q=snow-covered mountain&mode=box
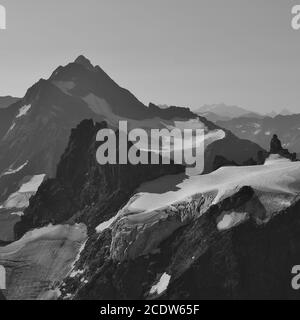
[1,123,299,300]
[0,56,265,243]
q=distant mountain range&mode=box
[194,103,263,122]
[0,96,20,109]
[217,114,300,155]
[194,103,294,122]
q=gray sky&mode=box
[0,0,299,113]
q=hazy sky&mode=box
[0,0,300,113]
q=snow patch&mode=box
[150,273,171,295]
[96,215,119,233]
[69,269,84,278]
[2,122,16,141]
[2,174,46,209]
[83,94,115,123]
[254,129,261,135]
[70,239,87,270]
[10,212,24,217]
[16,105,31,118]
[52,81,76,95]
[7,122,15,133]
[217,212,248,231]
[2,161,28,176]
[18,174,45,193]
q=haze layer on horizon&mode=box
[0,0,299,113]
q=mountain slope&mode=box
[0,96,20,109]
[64,155,300,300]
[0,57,194,209]
[0,224,87,300]
[0,56,265,243]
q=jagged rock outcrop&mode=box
[212,134,297,172]
[15,119,185,238]
[270,134,297,161]
[270,134,283,154]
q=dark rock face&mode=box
[0,101,20,141]
[213,155,237,171]
[0,290,6,300]
[165,195,300,300]
[15,119,185,238]
[209,135,267,172]
[213,154,260,171]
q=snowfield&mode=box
[0,223,87,256]
[2,161,28,176]
[97,155,300,237]
[105,155,300,261]
[0,223,87,300]
[125,155,300,215]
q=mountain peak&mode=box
[74,55,96,71]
